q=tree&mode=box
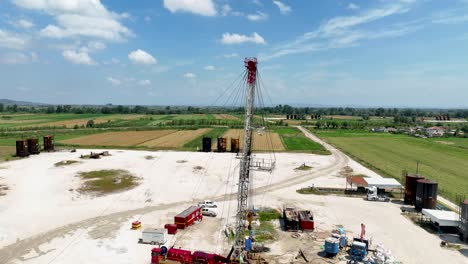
[86,120,95,128]
[0,103,3,112]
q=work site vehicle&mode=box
[366,186,390,202]
[198,200,218,208]
[202,207,217,217]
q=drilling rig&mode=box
[228,57,258,262]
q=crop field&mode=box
[182,128,229,150]
[138,128,212,148]
[275,127,330,154]
[60,130,177,147]
[0,113,146,128]
[314,129,468,202]
[220,129,285,151]
[214,114,240,120]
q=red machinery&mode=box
[151,248,227,264]
[164,223,178,235]
[298,210,314,231]
[174,206,202,229]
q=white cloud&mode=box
[13,0,133,42]
[163,0,217,16]
[62,50,96,65]
[79,41,106,53]
[184,72,196,78]
[0,30,28,49]
[11,19,35,29]
[221,53,239,58]
[204,65,216,70]
[0,52,38,64]
[221,4,243,16]
[107,77,121,86]
[348,3,360,10]
[128,49,157,65]
[262,1,415,60]
[220,32,266,45]
[273,1,292,15]
[139,80,151,86]
[247,11,268,21]
[145,16,152,22]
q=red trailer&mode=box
[164,224,178,235]
[151,248,164,264]
[298,210,314,231]
[174,206,202,229]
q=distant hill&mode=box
[0,98,48,106]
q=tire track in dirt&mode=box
[0,127,345,264]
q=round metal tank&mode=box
[404,174,425,205]
[415,179,438,211]
[324,237,340,256]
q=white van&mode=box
[201,207,217,217]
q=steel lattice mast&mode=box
[233,58,258,259]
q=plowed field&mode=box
[214,114,240,120]
[60,130,177,146]
[139,128,212,148]
[218,129,285,151]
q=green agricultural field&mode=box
[314,129,468,202]
[275,127,330,155]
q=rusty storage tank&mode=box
[217,138,227,152]
[461,200,468,242]
[202,137,211,152]
[43,135,54,152]
[16,140,29,157]
[404,174,425,205]
[230,138,240,153]
[415,179,438,211]
[27,138,40,155]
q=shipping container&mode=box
[404,174,425,205]
[174,206,202,229]
[16,140,29,157]
[415,179,438,211]
[27,138,40,155]
[298,210,314,231]
[141,228,168,245]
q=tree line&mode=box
[1,103,467,118]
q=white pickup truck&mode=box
[198,200,218,208]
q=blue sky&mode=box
[1,0,468,108]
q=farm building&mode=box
[425,126,446,137]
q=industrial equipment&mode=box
[174,206,202,229]
[43,135,54,151]
[298,210,314,231]
[217,137,227,152]
[415,179,438,211]
[16,140,29,157]
[202,137,212,152]
[283,207,300,231]
[27,138,40,154]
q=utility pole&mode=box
[232,58,257,260]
